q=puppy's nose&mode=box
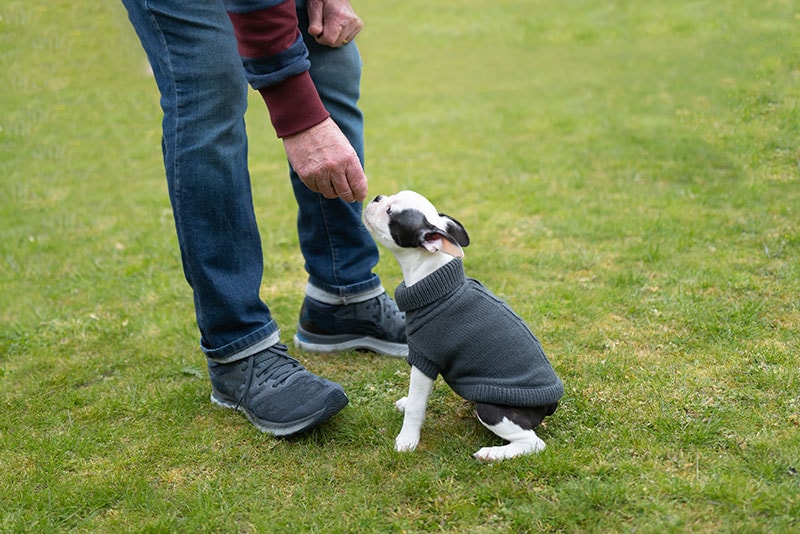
[371,195,384,203]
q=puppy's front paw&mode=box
[395,432,419,452]
[395,397,408,413]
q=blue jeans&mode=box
[293,3,381,300]
[122,0,380,363]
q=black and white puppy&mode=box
[363,190,563,461]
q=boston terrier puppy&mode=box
[363,190,563,461]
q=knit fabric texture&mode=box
[394,259,564,407]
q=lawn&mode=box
[1,0,799,532]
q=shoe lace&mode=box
[368,293,402,322]
[377,294,405,331]
[253,343,302,387]
[232,343,302,410]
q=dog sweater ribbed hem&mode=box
[394,259,564,407]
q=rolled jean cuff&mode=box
[305,278,384,305]
[202,324,280,364]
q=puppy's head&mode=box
[363,190,470,258]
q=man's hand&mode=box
[307,0,363,48]
[283,118,368,203]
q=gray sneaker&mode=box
[208,343,348,436]
[293,292,408,357]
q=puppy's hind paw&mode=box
[395,397,408,413]
[473,439,545,461]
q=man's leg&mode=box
[290,3,407,357]
[122,0,347,434]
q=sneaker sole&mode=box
[293,330,408,358]
[210,389,349,437]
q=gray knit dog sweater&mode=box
[394,259,564,407]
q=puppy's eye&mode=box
[386,206,392,215]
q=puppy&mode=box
[363,191,563,461]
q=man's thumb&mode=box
[307,0,324,36]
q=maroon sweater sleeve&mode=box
[228,0,329,137]
[259,72,329,137]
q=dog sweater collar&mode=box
[395,259,465,312]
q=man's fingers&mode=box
[348,164,368,203]
[314,25,344,47]
[330,160,367,203]
[316,176,338,199]
[309,1,363,48]
[331,175,354,202]
[343,16,363,44]
[336,19,362,47]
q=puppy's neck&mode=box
[395,250,456,287]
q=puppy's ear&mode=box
[439,213,470,247]
[420,230,465,259]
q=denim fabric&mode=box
[291,5,381,299]
[122,0,380,362]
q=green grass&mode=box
[2,0,799,531]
